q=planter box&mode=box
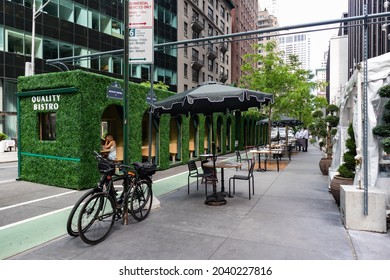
[340,185,387,233]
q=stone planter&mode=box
[330,175,354,206]
[319,157,332,175]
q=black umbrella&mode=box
[256,115,303,127]
[257,115,302,148]
[150,83,273,205]
[151,83,273,117]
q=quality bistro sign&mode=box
[32,94,61,111]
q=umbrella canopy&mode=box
[256,115,302,127]
[150,83,273,116]
[149,83,273,206]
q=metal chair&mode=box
[228,161,255,199]
[187,160,215,195]
[235,150,252,170]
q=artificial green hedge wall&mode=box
[17,70,172,190]
[17,70,265,190]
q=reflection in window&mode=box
[6,30,24,54]
[39,112,56,141]
[43,39,58,59]
[59,0,74,22]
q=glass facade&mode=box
[0,0,178,138]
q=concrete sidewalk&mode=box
[3,146,390,260]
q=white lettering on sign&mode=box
[128,0,154,28]
[31,95,60,111]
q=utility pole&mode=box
[26,0,51,76]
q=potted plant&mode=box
[308,104,339,175]
[330,123,356,206]
[372,85,390,158]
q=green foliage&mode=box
[373,85,390,155]
[337,123,356,179]
[239,41,326,128]
[382,138,390,154]
[383,112,390,124]
[372,125,390,137]
[310,104,339,158]
[0,132,8,140]
[378,85,390,98]
[140,81,170,91]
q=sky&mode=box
[262,0,349,70]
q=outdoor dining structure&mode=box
[150,82,273,205]
[256,115,303,161]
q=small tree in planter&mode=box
[330,123,356,206]
[308,104,339,175]
[372,85,390,158]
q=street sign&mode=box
[129,28,154,64]
[107,81,123,100]
[128,0,154,28]
[146,89,157,105]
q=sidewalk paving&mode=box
[2,146,390,260]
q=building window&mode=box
[184,1,188,16]
[39,112,56,141]
[184,63,188,78]
[208,59,213,71]
[184,44,188,57]
[184,22,188,37]
[192,69,199,82]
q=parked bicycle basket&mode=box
[133,162,157,177]
[98,161,115,175]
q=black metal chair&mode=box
[228,161,255,199]
[235,150,252,170]
[187,160,215,195]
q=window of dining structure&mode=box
[39,112,56,141]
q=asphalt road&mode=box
[0,162,18,183]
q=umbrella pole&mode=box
[205,114,226,206]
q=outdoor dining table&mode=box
[249,149,283,172]
[203,160,242,196]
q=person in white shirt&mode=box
[302,127,309,152]
[295,129,302,151]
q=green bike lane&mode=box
[0,170,192,260]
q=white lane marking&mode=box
[0,190,77,211]
[0,206,74,231]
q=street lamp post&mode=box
[27,0,51,76]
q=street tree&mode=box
[240,41,327,127]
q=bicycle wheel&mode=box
[78,192,116,245]
[129,178,153,222]
[66,188,98,237]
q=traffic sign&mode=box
[146,89,157,105]
[128,0,154,28]
[129,28,154,64]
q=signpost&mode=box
[128,0,154,64]
[128,0,155,163]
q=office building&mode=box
[348,0,389,78]
[230,0,258,85]
[1,0,177,139]
[278,33,311,71]
[176,0,235,92]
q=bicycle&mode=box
[66,152,120,237]
[75,152,155,245]
[66,152,155,241]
